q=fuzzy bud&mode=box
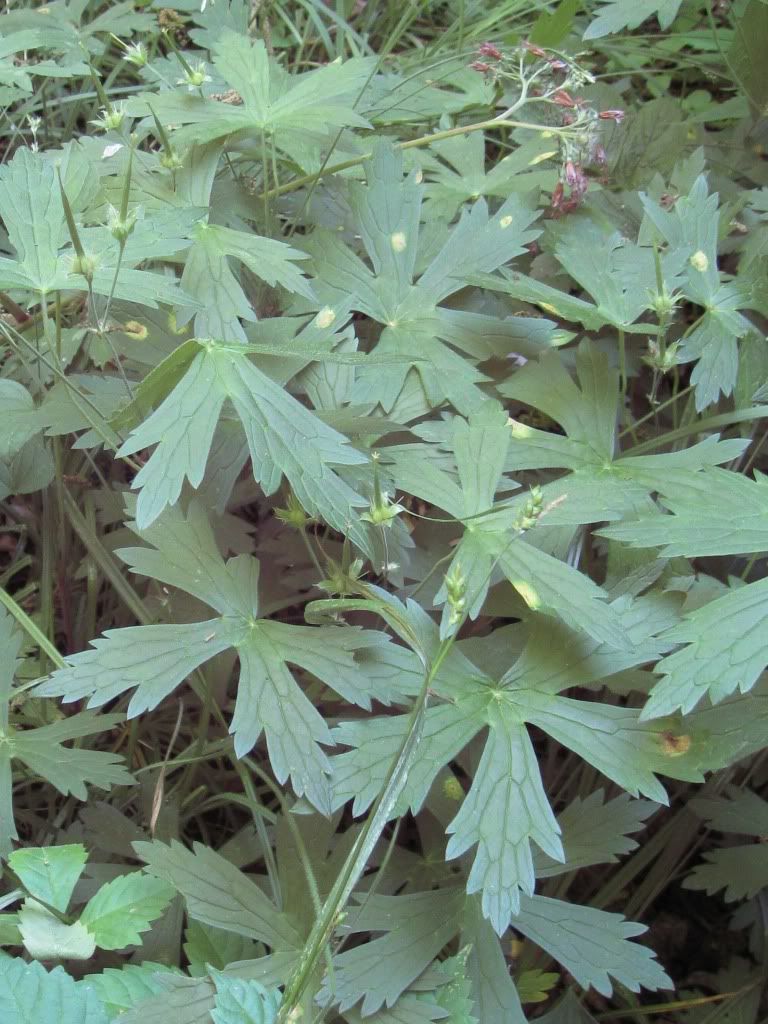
[478,41,503,60]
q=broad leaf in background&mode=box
[583,0,683,38]
[136,839,302,949]
[500,340,747,517]
[0,147,197,309]
[318,886,669,1017]
[684,786,768,901]
[640,176,758,410]
[0,379,53,499]
[0,608,132,857]
[601,469,768,716]
[37,503,392,810]
[130,30,374,171]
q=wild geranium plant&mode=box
[0,0,766,1022]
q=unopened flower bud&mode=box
[478,41,503,60]
[445,564,468,628]
[275,491,314,529]
[108,204,138,243]
[552,89,577,108]
[71,252,98,284]
[598,109,625,123]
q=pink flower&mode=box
[470,61,493,73]
[599,109,625,123]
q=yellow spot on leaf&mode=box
[443,776,464,801]
[315,306,336,329]
[391,231,407,252]
[660,731,691,756]
[509,419,533,438]
[122,320,147,340]
[528,150,558,165]
[499,215,513,229]
[514,582,541,610]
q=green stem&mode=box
[623,406,768,455]
[275,633,455,1022]
[0,587,65,669]
[259,114,565,202]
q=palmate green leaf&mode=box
[684,787,768,900]
[516,969,560,1005]
[422,131,557,220]
[332,608,691,933]
[135,839,302,951]
[211,973,281,1024]
[167,142,315,342]
[180,223,314,341]
[583,0,683,38]
[322,886,668,1017]
[446,710,564,934]
[0,957,109,1024]
[642,577,768,718]
[116,339,370,550]
[684,846,768,902]
[398,394,631,645]
[473,225,683,336]
[503,341,747,476]
[38,503,389,809]
[514,895,671,995]
[599,469,768,556]
[600,470,768,717]
[311,141,541,417]
[534,790,658,877]
[317,888,465,1015]
[129,31,373,171]
[640,176,757,409]
[79,872,175,950]
[8,844,87,912]
[0,147,198,308]
[551,219,686,329]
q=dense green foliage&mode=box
[0,0,766,1021]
